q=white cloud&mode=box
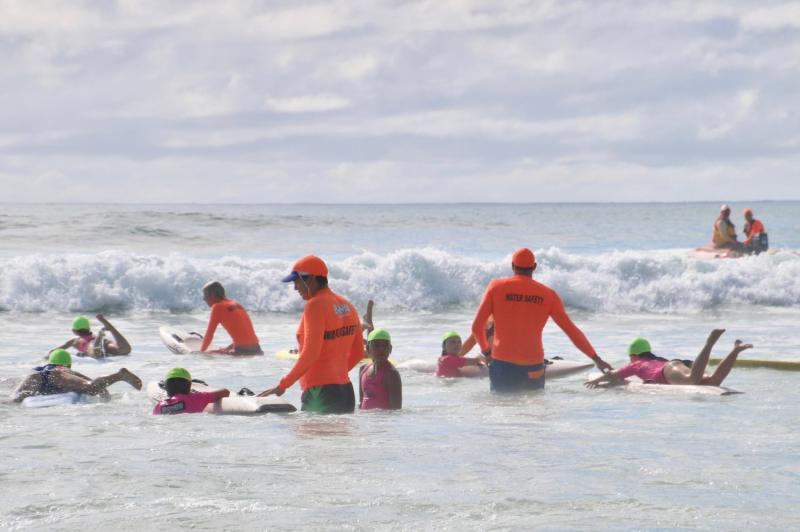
[264,95,351,113]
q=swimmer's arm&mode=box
[584,370,626,388]
[385,367,402,410]
[458,334,478,356]
[49,339,76,354]
[471,283,495,354]
[278,304,325,390]
[200,304,222,352]
[462,354,488,366]
[208,389,230,400]
[358,365,366,407]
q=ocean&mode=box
[1,202,799,530]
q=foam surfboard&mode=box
[395,358,594,379]
[708,358,800,371]
[689,246,743,260]
[586,374,742,396]
[160,326,204,354]
[20,392,100,408]
[147,381,296,415]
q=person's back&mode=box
[200,281,261,354]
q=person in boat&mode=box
[711,205,743,252]
[11,349,142,402]
[742,208,768,255]
[49,314,132,358]
[584,329,752,388]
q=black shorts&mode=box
[489,359,545,393]
[300,383,355,414]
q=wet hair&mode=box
[74,329,92,337]
[165,378,191,397]
[203,280,226,299]
[631,352,669,362]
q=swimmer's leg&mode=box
[96,314,132,356]
[53,369,142,395]
[689,329,725,384]
[703,340,752,386]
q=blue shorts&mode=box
[489,359,545,393]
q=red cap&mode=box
[512,247,536,268]
[282,255,328,282]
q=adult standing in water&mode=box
[258,255,364,413]
[471,247,612,393]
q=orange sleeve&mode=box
[200,304,221,352]
[471,282,495,353]
[279,302,325,390]
[346,308,365,371]
[548,292,597,360]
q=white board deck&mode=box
[587,374,742,396]
[396,358,593,379]
[159,326,204,354]
[21,392,100,408]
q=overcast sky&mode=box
[1,0,798,203]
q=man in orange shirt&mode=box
[258,255,364,413]
[200,281,263,355]
[743,208,768,255]
[472,247,612,393]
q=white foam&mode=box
[1,248,799,314]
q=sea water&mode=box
[1,202,799,530]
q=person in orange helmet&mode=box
[742,208,768,255]
[471,247,612,393]
[258,255,364,413]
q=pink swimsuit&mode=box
[435,355,467,378]
[616,359,669,384]
[360,363,391,410]
[152,392,219,415]
[76,334,95,354]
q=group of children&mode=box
[11,281,753,414]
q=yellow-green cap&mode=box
[72,316,91,331]
[442,331,461,343]
[367,328,391,343]
[49,349,72,367]
[628,337,652,356]
[164,367,192,381]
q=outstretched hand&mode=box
[593,357,613,373]
[257,385,285,397]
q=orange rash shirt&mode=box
[744,219,765,245]
[200,299,260,351]
[471,275,597,365]
[279,287,364,391]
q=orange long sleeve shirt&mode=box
[279,288,364,391]
[471,275,597,366]
[200,299,260,351]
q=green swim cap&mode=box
[367,328,391,343]
[442,331,461,343]
[629,337,652,356]
[48,349,72,367]
[72,316,91,331]
[164,367,192,382]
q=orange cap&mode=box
[511,247,536,268]
[282,255,328,282]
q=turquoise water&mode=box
[1,203,799,530]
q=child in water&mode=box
[436,331,488,378]
[50,314,132,358]
[152,368,230,415]
[585,329,752,388]
[12,349,142,401]
[359,328,402,410]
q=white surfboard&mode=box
[159,326,204,354]
[396,358,594,379]
[21,392,99,408]
[147,381,296,415]
[586,374,742,396]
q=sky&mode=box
[1,0,799,203]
